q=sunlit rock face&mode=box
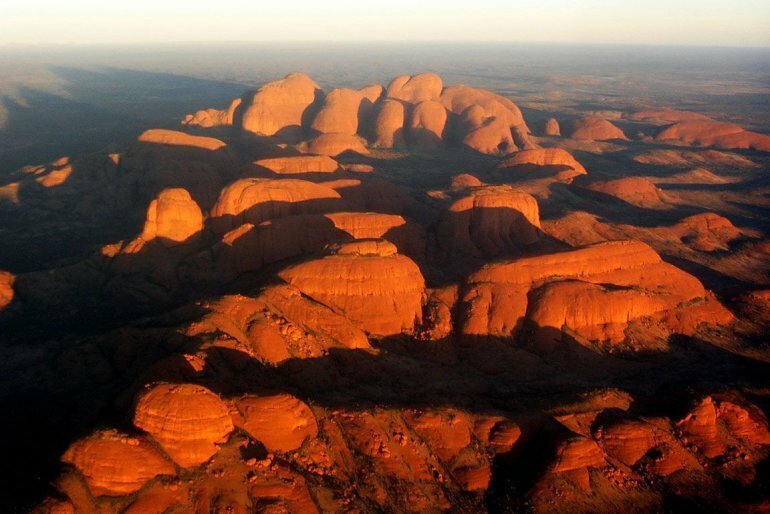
[210,178,343,233]
[61,430,176,496]
[133,383,234,468]
[140,188,204,245]
[460,240,732,346]
[278,239,425,336]
[239,72,323,137]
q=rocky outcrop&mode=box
[235,394,318,452]
[371,99,407,148]
[310,86,381,135]
[440,84,534,153]
[568,117,627,141]
[137,129,227,151]
[133,383,234,467]
[438,185,541,257]
[450,173,484,190]
[182,97,242,128]
[584,177,674,209]
[407,100,448,150]
[210,178,343,233]
[140,188,203,245]
[254,155,340,174]
[239,73,322,137]
[216,211,425,275]
[61,430,175,496]
[543,118,561,136]
[298,133,369,156]
[386,73,443,104]
[498,147,586,179]
[278,239,425,336]
[656,120,770,151]
[460,240,730,345]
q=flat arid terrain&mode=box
[1,44,770,513]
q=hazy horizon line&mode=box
[2,40,770,51]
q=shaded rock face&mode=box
[215,211,426,276]
[133,383,234,468]
[656,120,770,151]
[61,430,175,496]
[140,188,203,246]
[460,240,730,345]
[278,239,425,336]
[439,185,541,257]
[568,117,627,140]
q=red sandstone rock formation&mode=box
[568,117,627,141]
[656,120,770,151]
[460,240,730,345]
[235,394,318,452]
[137,129,227,151]
[215,211,425,275]
[370,99,407,148]
[298,133,369,156]
[407,100,448,150]
[182,97,242,128]
[210,178,343,233]
[61,430,175,496]
[253,155,340,174]
[440,84,534,153]
[450,173,484,190]
[543,118,561,136]
[438,185,541,257]
[584,177,674,209]
[498,147,587,179]
[671,213,741,252]
[240,73,323,137]
[310,86,381,135]
[140,188,203,245]
[386,73,443,104]
[133,383,234,467]
[278,239,425,336]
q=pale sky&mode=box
[1,0,769,47]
